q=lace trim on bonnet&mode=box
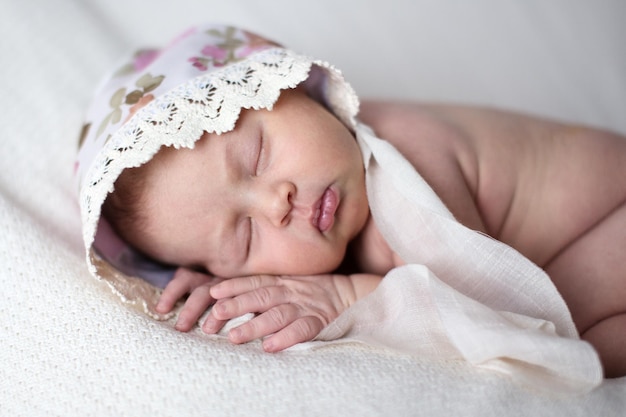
[76,25,359,319]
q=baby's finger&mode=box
[262,316,325,352]
[211,285,289,320]
[201,312,228,335]
[157,268,217,313]
[228,303,301,345]
[175,285,215,332]
[210,275,280,299]
[157,286,185,315]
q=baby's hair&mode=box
[102,145,182,261]
[102,163,150,250]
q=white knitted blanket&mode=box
[1,0,625,415]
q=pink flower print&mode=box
[201,45,228,62]
[189,45,230,70]
[236,31,278,59]
[133,49,159,72]
[188,57,210,71]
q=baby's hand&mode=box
[156,267,226,332]
[202,273,381,352]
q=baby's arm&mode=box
[203,273,382,352]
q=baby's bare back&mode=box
[360,101,626,376]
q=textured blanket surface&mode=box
[1,0,625,415]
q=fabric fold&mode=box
[316,123,603,394]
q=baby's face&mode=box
[133,88,369,278]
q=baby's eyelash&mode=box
[246,217,253,258]
[254,134,265,176]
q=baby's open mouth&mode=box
[312,187,339,232]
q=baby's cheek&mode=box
[257,234,348,276]
[300,243,347,275]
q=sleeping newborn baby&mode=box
[76,24,626,379]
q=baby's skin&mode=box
[147,89,626,377]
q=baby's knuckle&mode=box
[253,286,274,307]
[253,274,276,288]
[193,284,212,296]
[251,275,265,287]
[267,305,290,326]
[292,317,321,339]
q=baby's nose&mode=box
[256,180,295,227]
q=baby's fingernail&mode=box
[213,302,227,318]
[229,328,243,343]
[263,339,275,352]
[209,285,219,297]
[202,316,217,333]
[175,318,189,332]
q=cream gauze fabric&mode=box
[76,23,602,394]
[315,123,602,393]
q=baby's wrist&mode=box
[347,273,383,303]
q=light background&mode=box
[1,1,625,416]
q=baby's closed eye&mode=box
[253,132,268,176]
[246,216,254,258]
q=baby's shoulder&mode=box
[358,101,495,192]
[359,100,626,264]
[359,101,491,231]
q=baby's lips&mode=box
[318,187,339,232]
[313,186,339,232]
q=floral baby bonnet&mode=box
[76,23,359,318]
